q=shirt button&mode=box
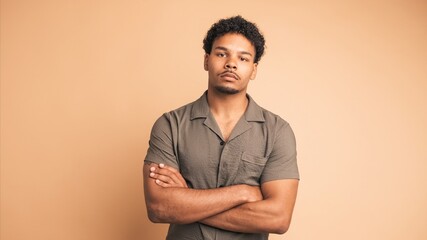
[220,141,225,145]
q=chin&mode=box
[215,86,240,95]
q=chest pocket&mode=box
[233,152,268,186]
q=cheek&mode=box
[241,66,255,77]
[250,69,256,79]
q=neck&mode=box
[207,89,248,118]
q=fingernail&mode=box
[155,179,160,184]
[150,167,155,171]
[150,172,155,177]
[159,163,164,168]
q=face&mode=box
[204,33,258,95]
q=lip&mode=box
[219,72,239,80]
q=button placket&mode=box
[216,142,228,187]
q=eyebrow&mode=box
[214,46,253,57]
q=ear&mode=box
[204,54,209,71]
[250,63,258,80]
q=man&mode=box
[143,16,299,240]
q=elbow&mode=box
[147,211,162,223]
[146,202,188,224]
[148,213,161,223]
[146,202,169,223]
[146,203,162,223]
[273,225,289,235]
[270,217,291,235]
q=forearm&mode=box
[144,164,259,224]
[201,179,299,234]
[200,199,290,234]
[147,184,249,224]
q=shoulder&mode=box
[247,94,290,130]
[255,105,292,136]
[151,98,199,132]
[263,108,289,126]
[162,99,198,124]
[249,101,295,145]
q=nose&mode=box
[225,60,237,71]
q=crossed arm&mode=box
[143,162,299,234]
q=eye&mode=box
[217,52,226,57]
[240,57,249,62]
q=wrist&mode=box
[234,184,252,203]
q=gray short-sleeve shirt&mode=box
[145,92,299,240]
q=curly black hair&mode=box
[203,16,266,63]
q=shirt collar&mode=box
[190,91,265,122]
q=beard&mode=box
[214,86,240,95]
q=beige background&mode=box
[1,0,427,240]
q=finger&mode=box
[155,164,180,177]
[159,164,179,173]
[150,166,173,176]
[154,177,182,188]
[156,169,185,186]
[155,179,169,187]
[149,172,161,179]
[150,170,181,185]
[155,174,174,184]
[167,170,187,187]
[154,164,188,188]
[151,164,177,174]
[156,168,179,179]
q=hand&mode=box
[244,185,263,203]
[149,163,188,188]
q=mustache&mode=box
[219,70,240,80]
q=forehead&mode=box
[212,33,255,54]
